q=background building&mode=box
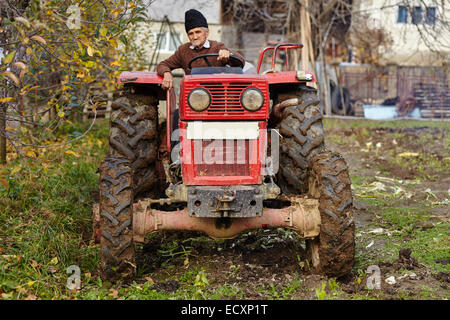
[353,0,450,66]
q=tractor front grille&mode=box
[182,79,268,119]
[195,139,251,177]
[200,82,251,114]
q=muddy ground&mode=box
[132,122,450,300]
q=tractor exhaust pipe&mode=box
[132,198,321,242]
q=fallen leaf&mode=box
[17,287,27,295]
[30,259,38,268]
[1,292,13,299]
[398,152,419,158]
[144,277,154,285]
[10,166,21,175]
[50,257,58,265]
[385,276,396,285]
[48,266,58,274]
[65,150,79,158]
[0,178,8,189]
[368,228,384,234]
[108,288,119,298]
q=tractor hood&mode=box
[180,73,270,121]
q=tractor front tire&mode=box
[276,85,325,194]
[99,156,136,282]
[109,92,159,196]
[306,150,355,277]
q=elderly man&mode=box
[157,9,245,90]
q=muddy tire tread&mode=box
[100,156,136,282]
[308,151,355,277]
[276,87,325,194]
[109,94,159,195]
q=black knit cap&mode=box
[185,9,208,33]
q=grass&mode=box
[323,118,450,130]
[0,117,449,300]
[0,119,108,299]
[353,195,450,273]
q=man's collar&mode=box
[189,39,210,50]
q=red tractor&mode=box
[95,43,355,282]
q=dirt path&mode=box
[134,124,449,300]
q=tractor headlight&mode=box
[241,87,264,112]
[188,88,210,112]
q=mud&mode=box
[133,125,449,299]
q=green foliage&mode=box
[0,0,149,160]
[0,119,108,299]
[194,269,209,288]
[315,282,328,300]
[157,241,192,268]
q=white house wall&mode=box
[147,0,221,24]
[356,0,450,66]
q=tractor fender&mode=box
[118,71,166,100]
[118,71,163,84]
[264,70,316,85]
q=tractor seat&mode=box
[191,67,244,75]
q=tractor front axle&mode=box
[131,197,321,241]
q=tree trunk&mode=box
[319,45,331,115]
[0,105,6,164]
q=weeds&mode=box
[157,241,192,268]
[315,282,328,300]
[1,118,448,300]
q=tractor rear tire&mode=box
[276,85,325,195]
[109,92,159,196]
[99,156,136,282]
[306,150,355,277]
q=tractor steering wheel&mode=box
[188,53,244,70]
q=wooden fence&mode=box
[339,65,450,118]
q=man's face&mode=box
[187,27,209,48]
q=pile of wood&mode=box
[413,82,450,119]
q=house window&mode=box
[411,6,422,24]
[425,7,436,25]
[154,31,182,53]
[397,6,407,23]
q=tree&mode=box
[0,0,151,164]
[223,0,353,114]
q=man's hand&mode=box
[162,72,173,90]
[217,49,230,62]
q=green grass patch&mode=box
[323,118,450,130]
[0,120,109,299]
